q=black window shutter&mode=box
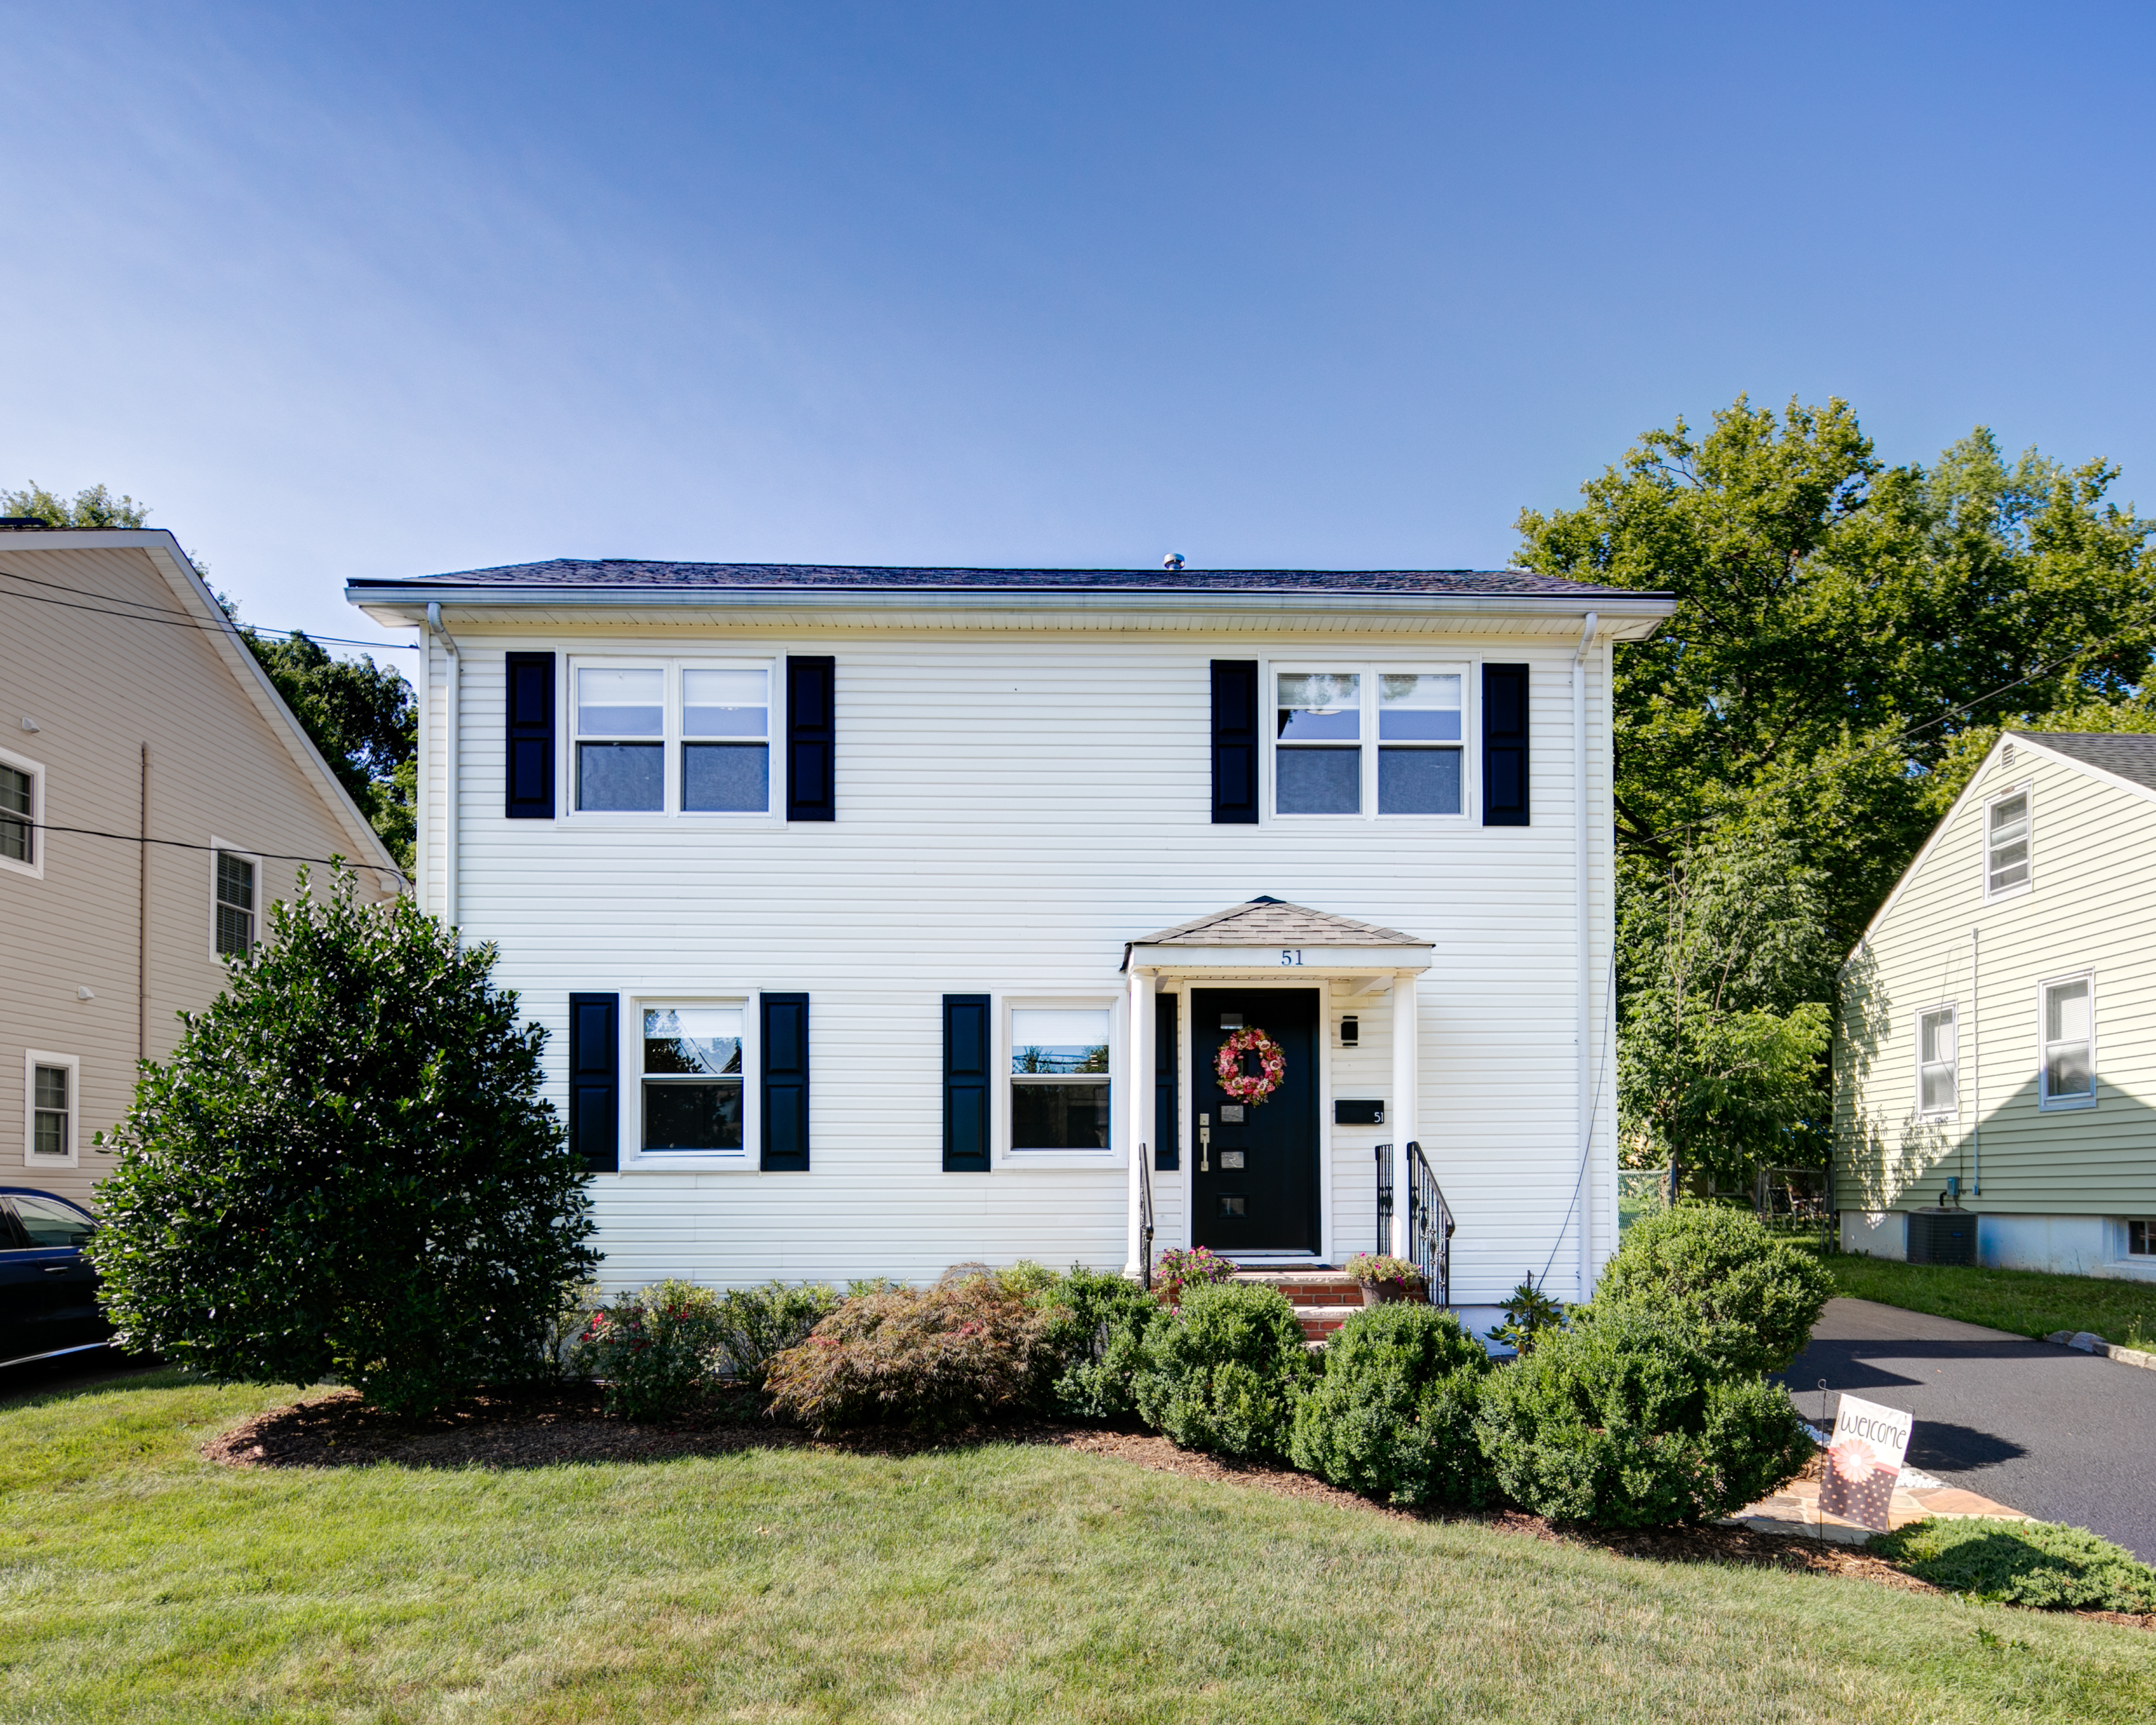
[786,655,836,822]
[761,992,810,1171]
[943,994,992,1172]
[1153,991,1179,1170]
[568,992,619,1173]
[505,652,556,819]
[1211,659,1260,824]
[1482,663,1530,827]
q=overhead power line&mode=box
[22,820,405,883]
[0,567,416,652]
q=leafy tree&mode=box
[1,481,149,526]
[88,870,598,1417]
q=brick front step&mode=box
[1228,1269,1430,1342]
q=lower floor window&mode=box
[2129,1220,2155,1257]
[642,1006,744,1151]
[31,1063,69,1158]
[1010,1007,1111,1150]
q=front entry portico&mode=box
[1121,897,1434,1275]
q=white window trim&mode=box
[2036,969,2096,1112]
[997,993,1125,1169]
[0,743,45,880]
[563,655,780,826]
[208,838,263,961]
[23,1049,78,1167]
[1913,1000,1959,1121]
[1982,780,2034,903]
[1265,658,1475,824]
[619,991,761,1170]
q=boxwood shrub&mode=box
[1133,1281,1315,1458]
[1038,1267,1164,1421]
[1474,1303,1815,1526]
[709,1281,843,1387]
[1592,1205,1831,1376]
[1288,1303,1496,1506]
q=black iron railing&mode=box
[1138,1145,1155,1291]
[1404,1140,1454,1306]
[1374,1142,1394,1255]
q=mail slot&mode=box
[1334,1099,1385,1126]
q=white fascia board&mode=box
[346,586,1676,638]
[132,534,403,885]
[1125,944,1434,973]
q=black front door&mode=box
[1191,988,1319,1254]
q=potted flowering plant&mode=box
[1152,1245,1239,1307]
[1344,1252,1427,1306]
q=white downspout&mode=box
[415,625,432,913]
[426,602,461,928]
[1574,610,1599,1301]
[1126,968,1155,1279]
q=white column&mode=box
[1388,970,1418,1259]
[1125,968,1155,1278]
[1573,612,1598,1300]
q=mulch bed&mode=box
[201,1387,2152,1629]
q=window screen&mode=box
[216,852,255,957]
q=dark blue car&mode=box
[0,1188,112,1369]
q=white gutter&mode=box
[426,601,461,927]
[1573,610,1599,1300]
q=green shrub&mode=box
[1872,1518,2156,1613]
[708,1282,842,1387]
[1474,1305,1815,1527]
[1133,1281,1315,1457]
[1288,1303,1495,1505]
[1592,1204,1830,1375]
[577,1280,725,1420]
[1039,1268,1164,1420]
[765,1278,1050,1432]
[86,870,598,1418]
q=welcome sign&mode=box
[1818,1394,1913,1532]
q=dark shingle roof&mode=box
[1131,897,1427,948]
[347,558,1645,600]
[2012,731,2156,792]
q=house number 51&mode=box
[1279,949,1304,966]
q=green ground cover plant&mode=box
[1828,1254,2156,1350]
[1874,1518,2156,1614]
[1289,1303,1495,1506]
[3,1367,2153,1723]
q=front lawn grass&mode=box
[1828,1253,2156,1350]
[3,1370,2153,1723]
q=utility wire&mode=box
[18,820,405,883]
[0,568,416,652]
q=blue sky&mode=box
[4,2,2152,657]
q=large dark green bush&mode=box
[577,1279,725,1420]
[1132,1282,1315,1458]
[88,871,597,1417]
[1038,1267,1163,1420]
[1592,1204,1831,1375]
[1474,1305,1815,1526]
[710,1281,842,1387]
[1872,1518,2156,1613]
[764,1278,1050,1432]
[1288,1303,1496,1506]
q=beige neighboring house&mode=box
[1835,730,2156,1281]
[2,525,400,1210]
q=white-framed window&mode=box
[1984,783,2032,900]
[0,745,43,879]
[2038,972,2095,1109]
[1009,1003,1114,1152]
[570,658,774,819]
[1916,1004,1957,1117]
[210,841,260,958]
[1270,663,1468,819]
[634,998,752,1161]
[23,1049,78,1166]
[2127,1220,2155,1258]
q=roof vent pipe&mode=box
[1162,552,1185,570]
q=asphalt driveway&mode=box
[1778,1297,2156,1560]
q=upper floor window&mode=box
[573,659,773,817]
[1273,665,1465,818]
[2039,974,2094,1109]
[1917,1005,1957,1116]
[1010,1006,1112,1151]
[0,749,41,877]
[213,847,257,957]
[1985,786,2031,900]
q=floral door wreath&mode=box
[1215,1027,1286,1104]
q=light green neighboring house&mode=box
[1835,730,2156,1281]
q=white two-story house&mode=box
[347,562,1671,1305]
